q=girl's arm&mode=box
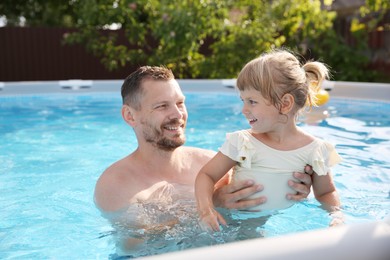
[195,152,236,231]
[312,170,344,226]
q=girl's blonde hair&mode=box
[236,48,329,113]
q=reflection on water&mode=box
[106,182,270,258]
[1,94,389,259]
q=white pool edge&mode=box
[1,79,390,102]
[327,81,390,102]
[144,219,390,260]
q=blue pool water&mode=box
[0,92,389,259]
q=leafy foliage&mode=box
[0,0,76,27]
[63,0,340,79]
[64,0,232,78]
[1,0,388,81]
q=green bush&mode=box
[2,0,387,81]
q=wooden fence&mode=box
[0,27,134,82]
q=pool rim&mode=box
[0,79,390,102]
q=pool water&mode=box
[0,92,389,259]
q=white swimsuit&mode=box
[219,130,342,211]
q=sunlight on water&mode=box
[0,93,389,259]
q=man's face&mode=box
[136,79,188,151]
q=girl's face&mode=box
[240,88,281,134]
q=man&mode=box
[94,66,312,253]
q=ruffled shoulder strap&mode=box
[310,140,342,176]
[219,130,255,168]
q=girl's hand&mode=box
[198,208,227,232]
[329,211,345,227]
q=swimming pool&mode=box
[0,80,389,259]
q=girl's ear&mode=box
[122,105,136,127]
[280,93,294,114]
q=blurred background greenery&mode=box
[1,0,389,82]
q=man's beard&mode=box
[142,119,186,151]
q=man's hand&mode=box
[287,165,313,201]
[213,165,313,210]
[213,179,266,210]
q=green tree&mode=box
[65,0,339,79]
[1,0,388,81]
[0,0,76,27]
[314,0,389,81]
[202,0,337,78]
[63,0,370,80]
[65,0,232,78]
[200,2,280,78]
[269,0,372,81]
[270,0,336,54]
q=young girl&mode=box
[195,48,343,232]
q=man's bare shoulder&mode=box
[181,146,216,161]
[94,156,137,212]
[97,156,130,183]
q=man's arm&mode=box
[94,156,142,212]
[94,168,129,212]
